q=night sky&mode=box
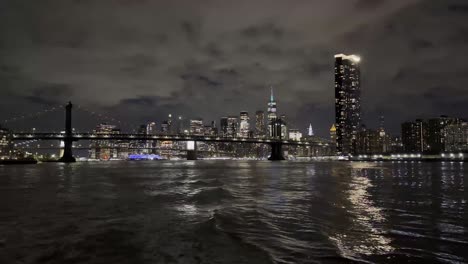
[1,0,467,136]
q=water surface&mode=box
[0,161,467,263]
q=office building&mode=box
[89,123,121,160]
[267,88,277,137]
[220,117,228,137]
[334,54,361,155]
[356,126,391,154]
[308,124,314,136]
[0,126,12,158]
[280,114,288,139]
[190,119,204,135]
[289,129,302,141]
[255,111,265,137]
[227,116,238,138]
[239,111,250,138]
[330,124,337,153]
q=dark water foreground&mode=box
[0,161,467,263]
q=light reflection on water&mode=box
[0,161,466,263]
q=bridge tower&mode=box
[268,119,285,160]
[58,102,76,163]
[186,141,197,160]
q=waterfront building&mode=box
[334,54,361,155]
[426,116,463,153]
[445,122,468,152]
[390,136,404,153]
[356,126,391,154]
[401,119,426,153]
[0,126,12,158]
[255,111,265,138]
[239,111,250,138]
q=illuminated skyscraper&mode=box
[335,54,361,155]
[330,124,337,153]
[267,88,277,137]
[227,116,238,138]
[308,124,314,136]
[239,111,250,138]
[190,119,204,135]
[255,111,265,137]
[89,123,121,160]
[280,114,288,139]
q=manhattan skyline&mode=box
[1,0,467,137]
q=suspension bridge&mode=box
[3,102,330,162]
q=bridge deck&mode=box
[10,133,328,146]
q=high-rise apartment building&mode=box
[334,54,361,155]
[426,116,463,154]
[445,122,468,152]
[401,119,426,153]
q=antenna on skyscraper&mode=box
[379,115,385,130]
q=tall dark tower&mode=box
[334,54,361,155]
[58,102,76,162]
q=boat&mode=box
[0,157,38,165]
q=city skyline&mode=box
[1,0,467,137]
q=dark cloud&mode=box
[0,0,466,137]
[355,0,386,10]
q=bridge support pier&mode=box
[58,102,76,163]
[186,141,197,160]
[268,142,285,161]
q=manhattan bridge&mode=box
[1,102,332,162]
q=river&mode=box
[0,161,466,263]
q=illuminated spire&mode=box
[270,87,274,102]
[308,123,314,136]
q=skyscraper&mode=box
[308,124,314,136]
[267,88,277,137]
[255,111,265,137]
[220,117,228,137]
[239,111,250,138]
[280,114,288,139]
[426,116,463,154]
[401,119,426,153]
[334,54,361,155]
[330,124,337,153]
[190,119,204,135]
[227,116,238,138]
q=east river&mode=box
[0,161,467,263]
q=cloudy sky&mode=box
[1,0,467,136]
